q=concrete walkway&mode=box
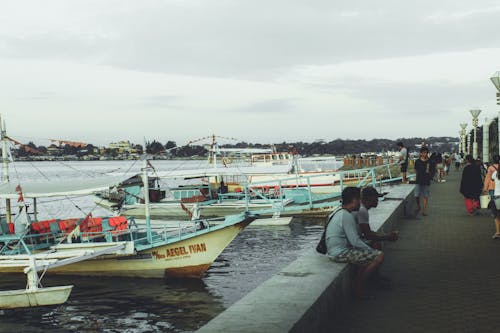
[326,168,500,332]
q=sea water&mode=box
[0,160,323,333]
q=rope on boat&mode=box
[28,162,51,181]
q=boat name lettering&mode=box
[188,243,206,254]
[151,243,206,260]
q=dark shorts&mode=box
[400,162,408,173]
[415,184,430,198]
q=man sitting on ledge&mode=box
[353,186,398,289]
[326,187,385,299]
[353,186,399,249]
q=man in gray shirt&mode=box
[353,186,399,248]
[326,187,385,299]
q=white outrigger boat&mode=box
[95,164,296,220]
[0,119,255,309]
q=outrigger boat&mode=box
[95,164,295,220]
[0,120,255,309]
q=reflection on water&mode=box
[0,276,224,333]
[0,161,324,332]
[205,220,323,307]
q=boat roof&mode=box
[153,164,292,179]
[0,176,126,199]
[216,148,273,154]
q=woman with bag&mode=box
[483,155,500,213]
[491,166,500,239]
[460,155,483,216]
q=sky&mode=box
[1,0,500,147]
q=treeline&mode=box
[125,137,460,156]
[12,137,459,158]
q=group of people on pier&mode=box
[459,152,500,239]
[321,186,396,300]
[319,143,459,300]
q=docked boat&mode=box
[0,120,255,308]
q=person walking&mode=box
[460,155,483,216]
[414,147,433,216]
[483,155,500,202]
[435,153,444,182]
[397,142,409,183]
[454,152,462,171]
[491,167,500,238]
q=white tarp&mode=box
[153,164,293,179]
[0,176,125,199]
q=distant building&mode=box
[47,144,62,156]
[107,141,137,154]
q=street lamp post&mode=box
[490,72,500,155]
[470,109,482,159]
[458,130,463,153]
[483,117,490,163]
[460,123,467,155]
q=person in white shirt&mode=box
[454,152,462,171]
[490,168,500,239]
[397,142,409,183]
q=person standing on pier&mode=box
[483,155,499,204]
[326,187,385,299]
[460,155,483,216]
[454,152,462,171]
[414,147,433,216]
[397,142,409,183]
[490,166,500,238]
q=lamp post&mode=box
[483,117,490,163]
[458,130,463,154]
[470,109,481,159]
[490,72,500,155]
[460,123,467,155]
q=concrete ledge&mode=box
[197,185,415,333]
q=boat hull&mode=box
[0,285,73,309]
[121,201,292,219]
[250,216,293,226]
[0,220,250,279]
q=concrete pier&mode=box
[325,168,499,332]
[198,184,414,333]
[198,167,500,332]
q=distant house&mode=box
[108,141,137,154]
[47,144,62,156]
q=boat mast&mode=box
[211,134,217,169]
[0,115,11,223]
[142,141,152,244]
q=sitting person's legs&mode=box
[331,248,384,298]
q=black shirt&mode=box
[415,158,432,185]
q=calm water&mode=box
[0,160,323,333]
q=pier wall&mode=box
[197,184,415,333]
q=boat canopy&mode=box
[0,176,126,199]
[216,148,273,154]
[154,164,293,179]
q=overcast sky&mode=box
[1,0,500,146]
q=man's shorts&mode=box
[400,162,408,173]
[414,184,430,198]
[330,248,382,266]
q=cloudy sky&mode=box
[1,0,500,146]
